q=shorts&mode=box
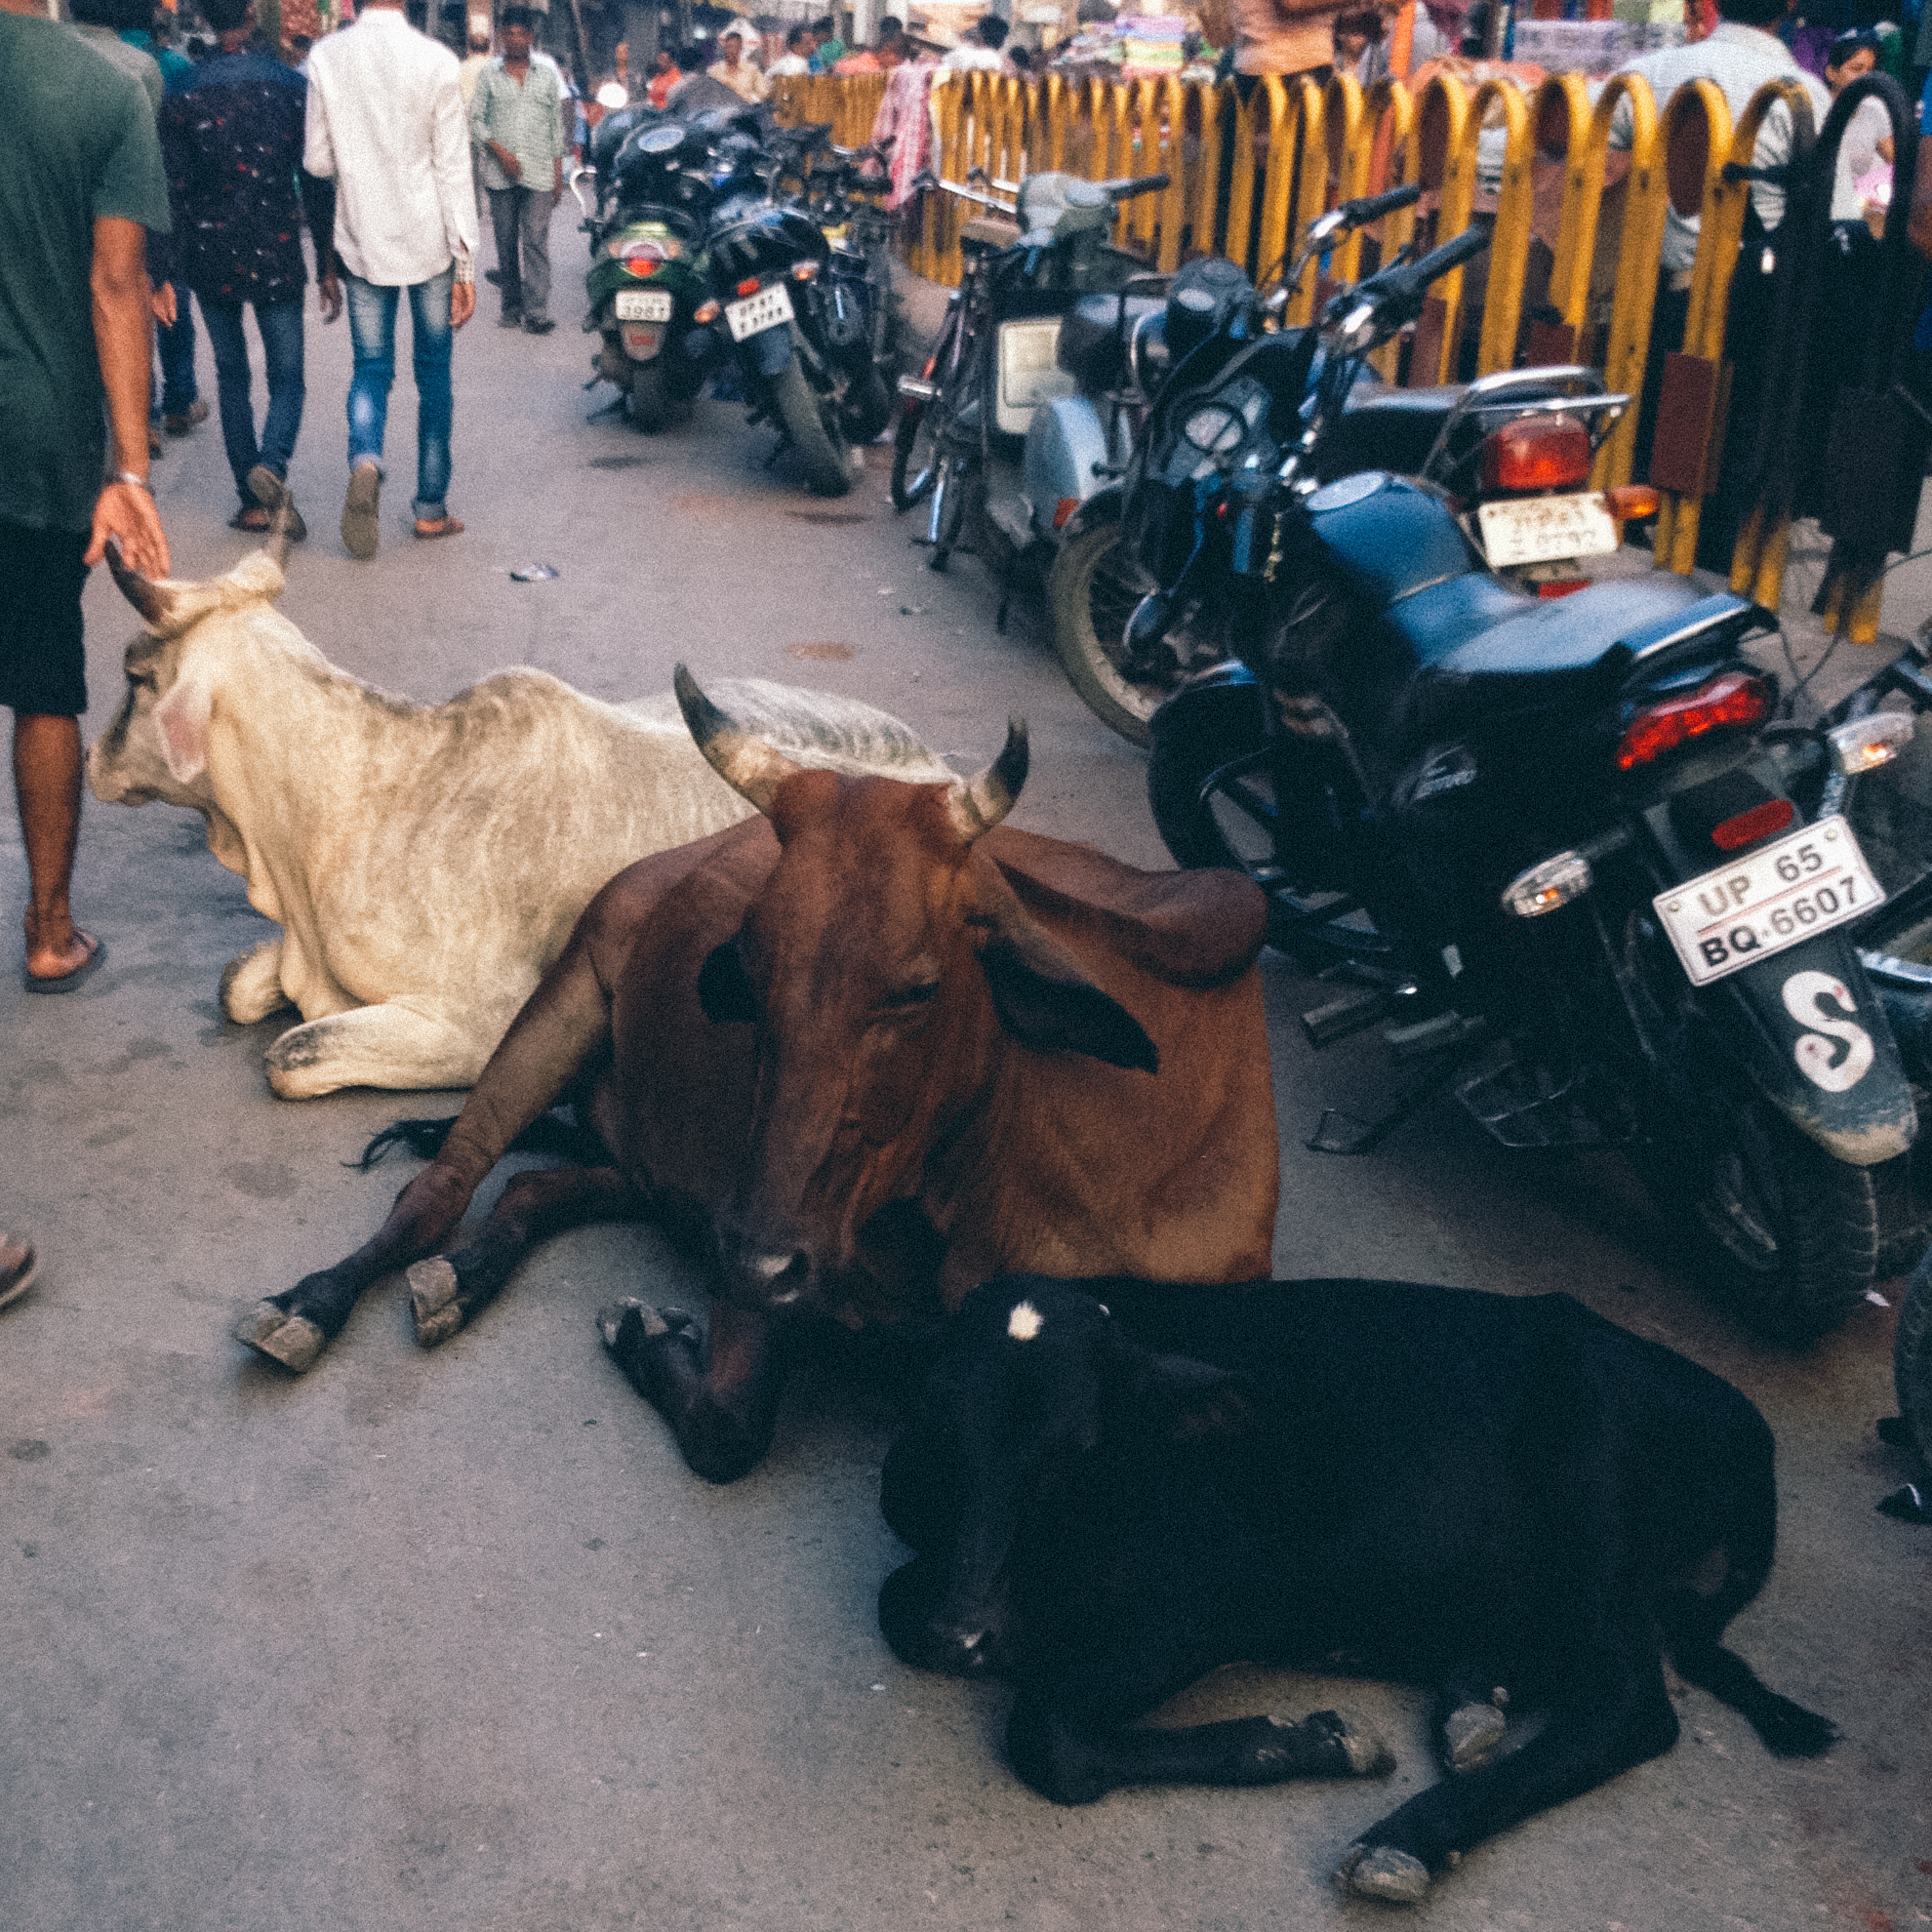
[0,519,90,717]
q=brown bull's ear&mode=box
[699,939,759,1025]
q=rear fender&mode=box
[746,319,797,381]
[1696,939,1916,1164]
[1023,396,1115,542]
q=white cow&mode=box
[88,539,952,1099]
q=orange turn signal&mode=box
[1053,497,1079,530]
[1605,485,1662,522]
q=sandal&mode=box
[229,506,271,533]
[342,463,382,559]
[413,515,465,540]
[23,932,106,995]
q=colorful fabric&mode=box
[162,52,326,304]
[0,12,171,534]
[871,60,935,211]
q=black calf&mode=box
[878,1276,1834,1906]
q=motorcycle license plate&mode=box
[725,282,795,342]
[1653,818,1884,987]
[615,289,673,322]
[1477,493,1619,569]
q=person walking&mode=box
[1,0,173,990]
[304,0,477,557]
[161,0,336,537]
[707,23,770,102]
[468,6,570,335]
[459,22,495,229]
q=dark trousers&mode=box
[487,184,555,323]
[200,297,305,507]
[155,287,199,418]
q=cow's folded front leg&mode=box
[1433,1670,1512,1773]
[1006,1698,1394,1805]
[262,1000,500,1099]
[238,1159,479,1373]
[597,1296,783,1483]
[411,1165,644,1345]
[220,938,295,1024]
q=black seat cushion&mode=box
[1057,293,1166,392]
[1316,382,1464,483]
[1394,575,1712,747]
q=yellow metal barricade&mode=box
[1275,75,1327,294]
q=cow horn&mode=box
[674,663,809,814]
[945,716,1028,842]
[104,536,175,628]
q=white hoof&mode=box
[1334,1843,1431,1905]
[1444,1700,1508,1773]
[408,1257,463,1347]
[235,1301,326,1373]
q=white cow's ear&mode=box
[154,672,213,784]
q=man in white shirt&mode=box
[941,16,1011,70]
[304,0,478,557]
[767,23,816,76]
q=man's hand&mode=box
[152,280,178,328]
[318,272,342,322]
[494,141,523,181]
[451,279,476,329]
[86,479,170,576]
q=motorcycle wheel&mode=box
[844,366,893,444]
[1895,1251,1932,1467]
[1048,521,1186,747]
[1635,1082,1878,1346]
[891,399,941,513]
[629,360,671,434]
[1145,672,1268,872]
[770,355,853,499]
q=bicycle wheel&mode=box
[892,398,942,512]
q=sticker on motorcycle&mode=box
[1782,970,1874,1093]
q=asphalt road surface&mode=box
[3,221,1928,1932]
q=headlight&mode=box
[1183,405,1244,457]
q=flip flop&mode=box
[414,516,465,540]
[342,463,381,560]
[229,506,272,533]
[0,1233,35,1314]
[23,933,106,995]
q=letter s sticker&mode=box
[1781,971,1874,1093]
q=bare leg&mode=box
[598,1295,785,1483]
[15,714,92,982]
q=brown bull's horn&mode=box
[674,663,810,814]
[104,536,175,628]
[945,716,1028,843]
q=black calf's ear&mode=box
[1132,1348,1254,1441]
[980,937,1159,1073]
[699,940,758,1025]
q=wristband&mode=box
[453,254,475,287]
[109,470,153,495]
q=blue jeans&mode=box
[344,268,454,518]
[156,288,198,418]
[200,297,305,507]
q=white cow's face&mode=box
[88,629,215,810]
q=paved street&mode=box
[3,215,1929,1932]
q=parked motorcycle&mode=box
[705,121,893,497]
[890,169,1170,571]
[573,111,737,431]
[1144,221,1932,1343]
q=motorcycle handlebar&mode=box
[1337,181,1422,227]
[1095,173,1172,201]
[1363,222,1490,311]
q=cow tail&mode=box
[348,1107,606,1172]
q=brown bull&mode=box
[239,670,1279,1480]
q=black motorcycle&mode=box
[704,122,890,497]
[1142,223,1932,1344]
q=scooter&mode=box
[1142,221,1932,1345]
[573,113,731,430]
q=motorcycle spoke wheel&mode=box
[771,355,852,498]
[1048,522,1215,746]
[891,400,941,513]
[1636,1084,1878,1346]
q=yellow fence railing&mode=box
[772,68,1868,600]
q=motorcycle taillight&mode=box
[1482,417,1591,492]
[1615,671,1772,772]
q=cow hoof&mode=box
[1443,1700,1508,1773]
[1305,1709,1395,1778]
[409,1258,464,1347]
[1334,1844,1430,1905]
[235,1300,326,1374]
[596,1299,697,1352]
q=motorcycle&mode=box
[704,121,893,497]
[1143,221,1932,1344]
[889,169,1170,574]
[573,110,738,431]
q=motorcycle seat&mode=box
[961,215,1022,254]
[1394,574,1714,744]
[1057,293,1166,393]
[1318,383,1464,483]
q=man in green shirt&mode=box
[0,0,173,990]
[469,6,570,333]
